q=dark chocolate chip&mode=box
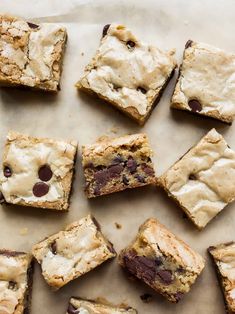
[141,163,155,176]
[32,182,49,197]
[50,241,57,255]
[126,157,137,173]
[122,175,129,185]
[157,270,173,285]
[140,293,153,303]
[102,24,111,37]
[4,166,12,178]
[112,155,124,165]
[126,40,135,49]
[38,164,53,182]
[189,174,197,180]
[188,99,202,112]
[176,266,185,274]
[155,256,163,266]
[137,87,147,94]
[135,174,146,183]
[0,191,5,203]
[94,186,101,196]
[108,164,124,178]
[8,281,17,291]
[27,22,39,29]
[174,292,184,302]
[185,40,193,49]
[94,170,109,186]
[67,303,79,314]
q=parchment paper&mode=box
[1,1,235,313]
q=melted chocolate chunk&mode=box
[137,87,147,94]
[67,303,79,314]
[140,293,153,303]
[94,170,109,186]
[126,40,136,49]
[38,164,53,182]
[4,166,12,178]
[8,281,17,291]
[27,22,39,29]
[33,182,49,197]
[102,24,111,37]
[185,40,193,49]
[189,174,197,180]
[50,241,57,255]
[126,157,137,173]
[135,174,146,183]
[141,163,154,176]
[157,270,173,285]
[108,164,124,178]
[122,175,129,185]
[188,99,202,112]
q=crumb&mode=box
[81,52,84,56]
[19,227,28,235]
[140,293,153,303]
[115,222,122,229]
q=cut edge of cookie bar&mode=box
[67,297,138,313]
[171,40,234,124]
[82,133,156,198]
[76,24,177,125]
[208,242,235,314]
[118,218,205,303]
[0,14,67,92]
[32,214,116,289]
[1,131,77,211]
[0,249,34,314]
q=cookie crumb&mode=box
[140,293,153,303]
[19,227,28,235]
[115,222,122,229]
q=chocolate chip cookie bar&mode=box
[158,128,235,229]
[119,218,205,303]
[67,297,137,314]
[76,24,177,125]
[0,250,34,314]
[32,215,116,289]
[0,15,67,91]
[0,131,77,211]
[82,133,156,198]
[208,242,235,314]
[171,40,235,124]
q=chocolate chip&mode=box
[27,22,39,29]
[38,164,53,182]
[112,155,124,165]
[174,292,184,302]
[4,166,12,178]
[91,216,101,231]
[126,157,137,173]
[157,270,173,285]
[126,40,135,49]
[155,256,163,266]
[188,99,202,112]
[108,242,116,254]
[108,164,124,178]
[176,266,185,274]
[8,281,17,290]
[122,175,129,185]
[185,40,193,49]
[94,186,101,196]
[67,303,79,314]
[102,24,111,37]
[140,293,153,303]
[50,241,57,255]
[135,174,146,183]
[94,170,109,186]
[32,182,49,197]
[0,191,5,204]
[141,163,155,176]
[189,174,197,180]
[137,87,147,94]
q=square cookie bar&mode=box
[82,133,156,198]
[0,131,77,211]
[0,250,34,314]
[0,15,67,91]
[208,242,235,314]
[171,40,235,124]
[158,128,235,229]
[32,215,116,289]
[76,24,177,125]
[119,218,205,303]
[67,298,137,314]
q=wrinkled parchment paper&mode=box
[1,0,235,313]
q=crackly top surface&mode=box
[77,24,176,118]
[32,215,116,289]
[0,131,77,208]
[68,298,137,314]
[171,41,235,123]
[0,15,67,91]
[209,242,235,312]
[0,251,32,314]
[159,128,235,229]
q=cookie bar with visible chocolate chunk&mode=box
[171,40,235,124]
[82,133,156,198]
[119,218,205,303]
[0,250,34,314]
[0,131,77,211]
[158,128,235,229]
[32,215,116,289]
[0,15,67,91]
[67,297,137,314]
[208,242,235,314]
[76,24,177,125]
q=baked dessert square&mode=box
[0,250,34,314]
[82,133,156,198]
[32,215,116,289]
[171,40,235,124]
[208,242,235,313]
[67,297,137,314]
[158,128,235,229]
[0,131,77,211]
[119,218,205,303]
[76,24,177,125]
[0,15,67,92]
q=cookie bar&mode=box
[208,242,235,314]
[0,250,34,314]
[0,131,77,211]
[32,215,116,289]
[67,297,137,314]
[0,15,67,92]
[158,128,235,229]
[171,40,235,124]
[76,24,177,125]
[119,218,205,303]
[82,133,156,198]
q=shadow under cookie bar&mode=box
[82,133,156,198]
[32,215,116,290]
[119,218,205,303]
[76,24,177,125]
[0,15,67,92]
[66,297,137,314]
[0,250,34,314]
